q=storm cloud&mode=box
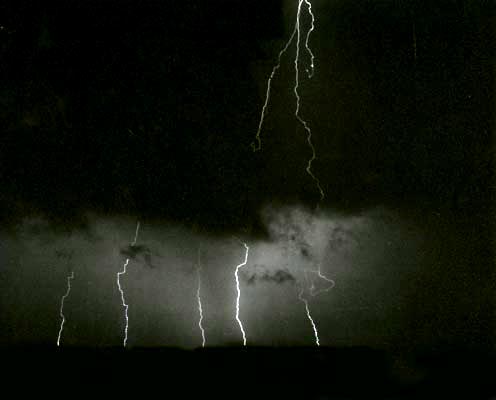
[0,204,492,351]
[120,244,156,269]
[243,264,296,285]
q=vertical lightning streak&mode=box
[196,247,206,348]
[253,0,323,199]
[56,271,75,347]
[294,0,324,200]
[235,242,250,346]
[303,0,315,78]
[252,29,297,152]
[116,221,141,347]
[298,286,320,346]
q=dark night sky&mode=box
[0,0,495,352]
[1,0,493,228]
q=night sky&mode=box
[1,0,495,356]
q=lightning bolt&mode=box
[303,0,315,78]
[196,246,206,348]
[252,28,296,152]
[297,285,320,346]
[309,264,335,297]
[234,242,250,346]
[294,0,324,200]
[253,0,324,200]
[116,221,140,347]
[56,271,75,347]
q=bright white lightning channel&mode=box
[298,285,320,346]
[235,242,250,346]
[196,246,206,348]
[252,28,296,152]
[56,271,75,347]
[253,0,324,200]
[116,221,141,347]
[303,0,315,79]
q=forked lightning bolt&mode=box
[196,246,206,348]
[116,221,141,347]
[253,0,324,200]
[298,285,320,346]
[294,0,324,200]
[56,271,75,347]
[235,242,250,346]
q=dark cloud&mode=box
[265,269,296,284]
[120,244,156,269]
[243,264,296,285]
[54,248,73,260]
[300,245,311,259]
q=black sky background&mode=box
[1,0,494,232]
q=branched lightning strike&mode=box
[298,285,320,346]
[235,242,250,346]
[56,271,75,347]
[253,0,324,200]
[196,246,206,348]
[116,221,140,347]
[294,0,324,200]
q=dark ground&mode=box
[3,346,495,399]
